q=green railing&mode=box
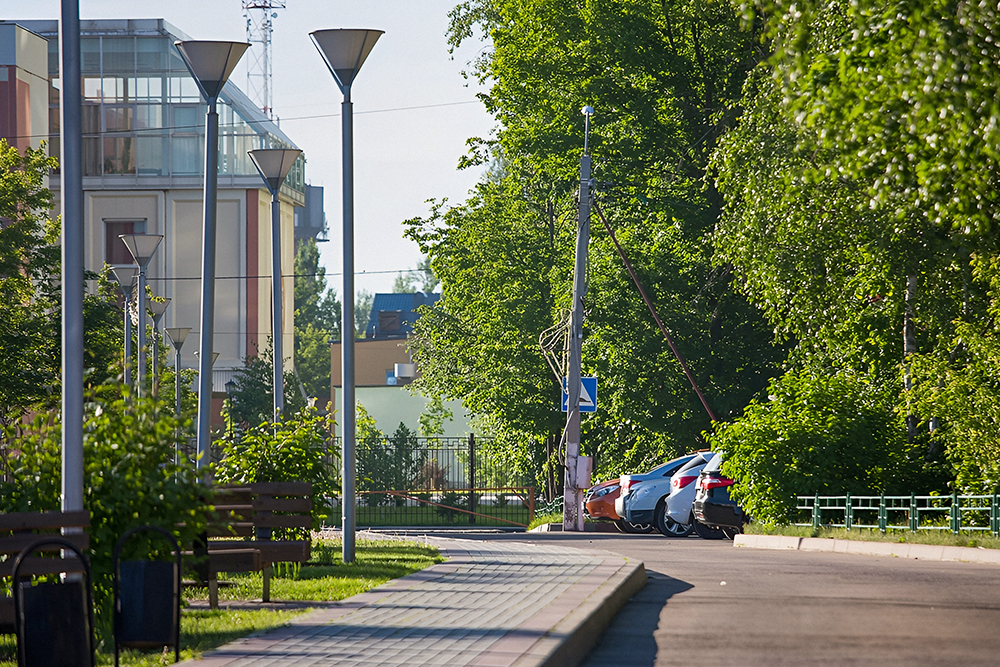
[796,493,1000,535]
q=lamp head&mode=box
[110,265,138,292]
[174,40,250,101]
[149,298,171,321]
[581,106,595,116]
[248,148,303,194]
[165,327,191,351]
[119,234,163,268]
[310,29,383,93]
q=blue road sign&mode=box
[561,376,598,412]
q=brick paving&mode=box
[184,534,645,667]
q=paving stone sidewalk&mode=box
[184,534,645,667]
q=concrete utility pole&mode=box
[563,106,594,532]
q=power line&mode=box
[142,267,432,281]
[6,100,481,142]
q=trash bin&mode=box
[12,537,95,667]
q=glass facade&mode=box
[44,28,304,194]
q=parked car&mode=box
[608,454,697,534]
[619,452,712,537]
[692,452,746,540]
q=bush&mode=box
[0,387,209,620]
[213,406,338,530]
[710,369,929,524]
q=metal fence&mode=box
[796,493,1000,535]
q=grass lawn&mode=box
[0,538,442,667]
[746,522,1000,549]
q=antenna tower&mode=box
[242,0,286,119]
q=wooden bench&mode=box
[191,482,312,608]
[0,510,90,634]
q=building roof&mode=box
[365,292,441,339]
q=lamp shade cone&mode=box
[110,265,138,291]
[165,327,191,350]
[310,29,383,92]
[248,148,303,193]
[174,41,250,100]
[149,298,171,318]
[119,234,163,267]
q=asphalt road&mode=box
[416,529,1000,666]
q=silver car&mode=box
[622,451,714,537]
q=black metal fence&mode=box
[203,434,536,527]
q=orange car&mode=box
[584,479,652,533]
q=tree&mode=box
[392,256,440,294]
[228,342,304,428]
[404,0,782,483]
[294,239,340,399]
[0,140,123,426]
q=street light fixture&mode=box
[174,39,250,473]
[148,298,171,396]
[248,148,303,422]
[110,265,138,387]
[120,233,163,398]
[165,326,191,466]
[311,27,383,564]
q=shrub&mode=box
[213,406,338,530]
[710,369,929,524]
[0,387,209,620]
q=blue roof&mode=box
[365,292,441,339]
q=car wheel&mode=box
[613,519,629,533]
[721,526,741,540]
[694,521,726,540]
[655,499,694,537]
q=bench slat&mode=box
[0,510,90,532]
[206,540,310,563]
[253,515,312,529]
[253,497,311,513]
[0,557,88,579]
[184,549,261,574]
[0,533,90,557]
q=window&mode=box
[105,220,147,266]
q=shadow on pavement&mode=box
[578,570,693,667]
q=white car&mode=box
[613,454,696,531]
[621,451,714,537]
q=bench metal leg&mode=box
[262,565,271,603]
[209,578,218,610]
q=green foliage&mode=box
[213,406,338,529]
[435,491,467,523]
[294,239,340,398]
[711,369,938,524]
[357,421,428,507]
[228,342,304,428]
[417,394,455,437]
[0,386,208,617]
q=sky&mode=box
[3,0,495,296]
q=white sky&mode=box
[3,0,494,296]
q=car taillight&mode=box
[699,475,734,491]
[671,475,698,490]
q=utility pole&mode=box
[563,106,594,532]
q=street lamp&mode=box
[148,298,171,396]
[225,378,237,441]
[311,27,382,564]
[165,326,191,463]
[120,233,164,398]
[248,148,303,422]
[110,265,138,387]
[174,39,250,473]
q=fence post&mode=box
[844,493,851,531]
[529,486,536,524]
[878,494,886,533]
[812,494,820,530]
[909,492,918,532]
[993,492,999,538]
[950,491,960,534]
[468,433,476,525]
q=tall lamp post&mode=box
[165,326,191,465]
[120,234,163,398]
[311,27,383,564]
[248,148,303,422]
[174,40,250,473]
[149,298,171,396]
[111,266,138,387]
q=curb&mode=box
[536,559,647,667]
[734,533,1000,565]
